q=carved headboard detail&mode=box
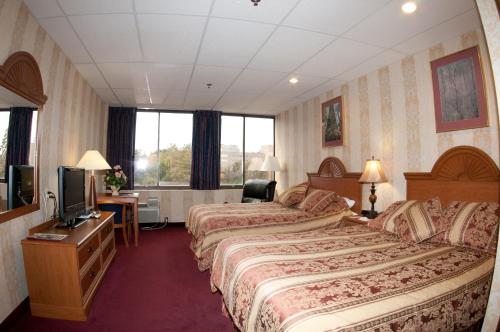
[0,51,47,105]
[307,157,362,213]
[405,146,499,206]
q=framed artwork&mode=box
[321,96,343,147]
[430,46,488,132]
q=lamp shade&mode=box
[359,157,387,183]
[76,150,111,170]
[260,156,280,172]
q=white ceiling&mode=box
[24,0,481,114]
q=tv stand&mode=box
[21,212,116,321]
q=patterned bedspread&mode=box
[187,202,351,271]
[211,224,494,332]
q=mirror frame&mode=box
[0,51,47,223]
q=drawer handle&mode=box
[90,271,96,278]
[87,247,93,253]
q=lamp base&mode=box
[361,210,379,219]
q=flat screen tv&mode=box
[58,166,86,226]
[7,165,34,210]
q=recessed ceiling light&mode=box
[289,77,299,84]
[401,1,417,14]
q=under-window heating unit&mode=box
[138,197,161,223]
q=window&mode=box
[220,115,274,186]
[0,110,38,181]
[134,111,193,187]
[0,110,10,180]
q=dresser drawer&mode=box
[78,234,100,269]
[81,256,102,298]
[102,237,115,264]
[100,220,113,240]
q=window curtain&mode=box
[4,107,34,178]
[106,107,137,189]
[190,110,221,190]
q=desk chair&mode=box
[98,201,132,248]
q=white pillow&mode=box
[343,197,356,208]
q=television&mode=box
[58,166,86,227]
[7,165,34,210]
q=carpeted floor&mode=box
[7,226,235,332]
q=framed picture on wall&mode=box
[321,96,343,147]
[430,46,488,132]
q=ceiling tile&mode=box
[393,9,481,54]
[343,0,475,48]
[269,75,328,96]
[138,14,206,64]
[69,14,142,62]
[296,38,383,77]
[189,66,241,92]
[147,63,193,90]
[184,91,222,109]
[58,0,133,15]
[134,0,213,16]
[212,0,297,24]
[284,0,389,35]
[228,69,286,94]
[74,64,108,88]
[215,92,261,111]
[114,88,168,106]
[98,63,148,89]
[38,17,92,64]
[198,18,274,68]
[94,88,120,105]
[334,49,404,81]
[296,79,345,101]
[24,0,64,18]
[163,91,186,108]
[248,27,334,72]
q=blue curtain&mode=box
[190,111,221,190]
[106,107,136,189]
[5,107,34,177]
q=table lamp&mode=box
[359,156,387,219]
[76,150,111,211]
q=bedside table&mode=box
[342,215,370,227]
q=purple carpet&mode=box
[8,226,235,332]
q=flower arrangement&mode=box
[105,165,127,194]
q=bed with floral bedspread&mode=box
[187,202,351,271]
[211,224,494,332]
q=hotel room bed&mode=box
[210,146,500,331]
[187,157,362,271]
[211,224,494,332]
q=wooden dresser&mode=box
[21,212,116,321]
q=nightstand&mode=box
[342,215,370,227]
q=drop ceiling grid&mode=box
[23,0,478,113]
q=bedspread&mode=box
[211,224,494,332]
[187,202,351,271]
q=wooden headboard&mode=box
[307,157,362,213]
[405,146,500,205]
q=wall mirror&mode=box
[0,52,47,223]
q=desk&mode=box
[97,193,139,246]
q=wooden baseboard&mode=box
[0,297,30,331]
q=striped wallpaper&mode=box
[0,0,108,323]
[275,28,499,212]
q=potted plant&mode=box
[105,165,127,195]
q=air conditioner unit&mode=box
[138,198,161,223]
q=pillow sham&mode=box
[393,197,445,243]
[443,201,500,254]
[298,188,346,213]
[278,182,309,207]
[366,200,417,233]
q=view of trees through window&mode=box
[0,111,10,180]
[220,115,274,186]
[134,112,193,187]
[134,111,274,188]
